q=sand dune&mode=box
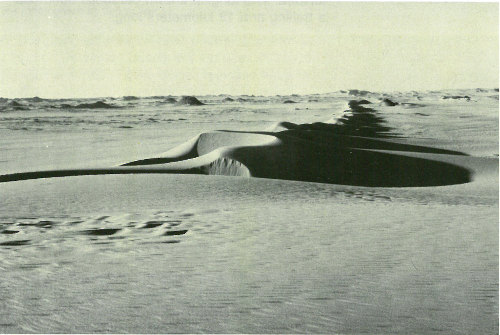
[61,101,118,109]
[0,100,30,111]
[0,92,497,334]
[0,100,481,187]
[177,96,204,106]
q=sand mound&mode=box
[8,100,24,107]
[348,89,371,97]
[381,98,398,106]
[25,97,46,103]
[67,101,118,109]
[123,96,139,101]
[4,100,29,111]
[177,96,204,106]
[164,97,177,103]
[283,100,297,104]
[223,97,234,102]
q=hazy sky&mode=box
[0,2,498,98]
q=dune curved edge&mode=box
[0,100,480,187]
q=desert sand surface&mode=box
[0,89,498,333]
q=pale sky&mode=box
[0,2,498,98]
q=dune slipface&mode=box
[0,100,472,187]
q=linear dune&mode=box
[0,101,476,187]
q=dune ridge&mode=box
[0,100,477,187]
[61,101,118,109]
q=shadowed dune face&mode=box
[276,129,467,156]
[277,101,395,138]
[0,100,472,187]
[381,98,398,106]
[224,139,471,187]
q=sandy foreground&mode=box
[0,90,498,333]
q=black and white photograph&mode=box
[0,2,498,333]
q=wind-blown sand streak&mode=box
[0,101,475,186]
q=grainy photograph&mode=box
[0,2,498,334]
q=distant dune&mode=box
[0,100,30,111]
[348,89,371,97]
[61,101,118,109]
[177,96,204,106]
[25,97,46,103]
[381,98,398,106]
[164,97,177,103]
[123,96,140,101]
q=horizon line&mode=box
[2,87,498,100]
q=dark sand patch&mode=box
[1,230,19,234]
[141,221,165,229]
[0,240,30,246]
[442,95,471,101]
[17,220,57,228]
[83,228,121,236]
[164,230,188,236]
[381,98,398,106]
